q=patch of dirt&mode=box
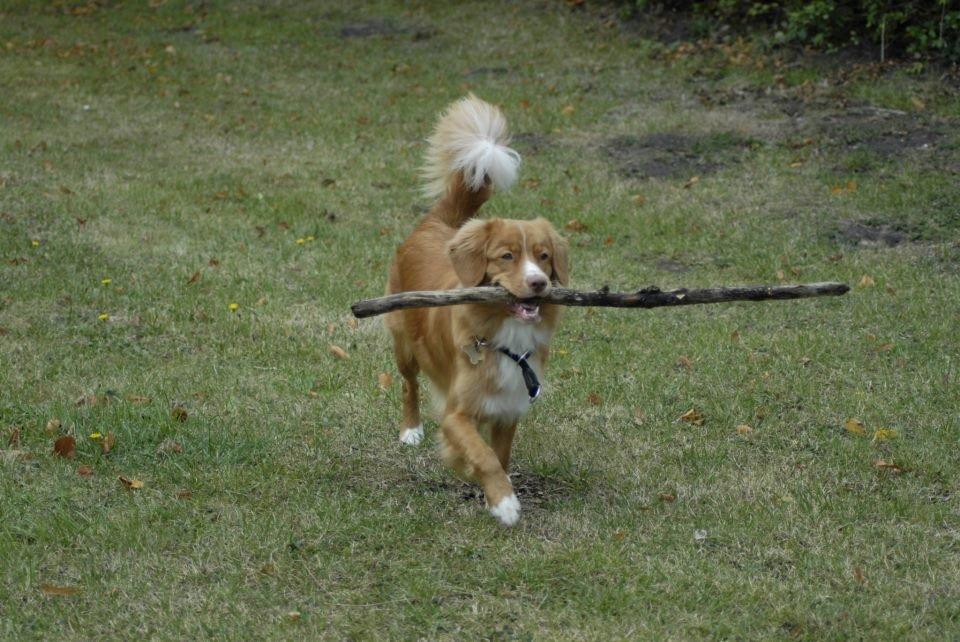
[512,132,553,156]
[338,19,435,41]
[463,66,510,78]
[815,108,946,156]
[604,131,754,180]
[836,219,913,247]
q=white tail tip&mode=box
[423,94,521,200]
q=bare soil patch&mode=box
[604,131,754,180]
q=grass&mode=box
[1,1,959,639]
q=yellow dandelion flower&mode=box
[31,240,40,247]
[89,432,102,440]
[228,302,239,312]
[98,313,109,321]
[101,278,112,286]
[295,238,306,245]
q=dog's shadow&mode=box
[406,468,582,510]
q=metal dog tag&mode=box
[462,337,488,365]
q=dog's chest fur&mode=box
[480,319,550,423]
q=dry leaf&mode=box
[187,270,201,285]
[587,392,602,406]
[736,424,752,435]
[118,476,143,489]
[561,104,575,116]
[564,219,587,233]
[171,405,188,422]
[347,318,358,330]
[679,408,705,426]
[176,489,193,499]
[730,330,740,342]
[76,465,94,477]
[910,96,926,111]
[872,429,897,442]
[631,194,645,205]
[7,426,20,447]
[40,584,80,596]
[53,436,76,459]
[633,408,646,425]
[125,394,151,404]
[844,418,866,436]
[682,175,700,189]
[156,439,184,455]
[377,372,393,390]
[857,274,875,288]
[45,418,62,434]
[326,322,336,335]
[874,459,907,473]
[676,355,693,370]
[329,345,349,360]
[658,492,676,502]
[100,431,116,455]
[875,342,895,352]
[852,566,867,584]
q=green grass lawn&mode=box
[2,1,958,639]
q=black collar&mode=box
[498,348,542,402]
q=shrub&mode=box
[635,0,960,62]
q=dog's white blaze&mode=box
[522,259,548,283]
[399,425,424,445]
[489,493,520,526]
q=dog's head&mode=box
[447,218,569,321]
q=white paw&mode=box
[489,493,521,527]
[399,425,423,446]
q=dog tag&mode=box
[462,337,487,365]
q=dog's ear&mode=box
[534,218,570,285]
[550,230,570,285]
[447,219,490,287]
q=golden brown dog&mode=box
[385,95,569,526]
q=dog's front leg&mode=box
[440,411,519,526]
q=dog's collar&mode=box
[498,348,542,402]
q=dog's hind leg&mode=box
[441,411,519,526]
[392,339,423,446]
[491,421,518,472]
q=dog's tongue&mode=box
[508,301,540,321]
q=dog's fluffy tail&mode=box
[423,94,520,224]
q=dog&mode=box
[385,95,569,526]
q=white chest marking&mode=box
[479,319,551,422]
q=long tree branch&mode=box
[350,282,850,319]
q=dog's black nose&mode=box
[527,276,548,294]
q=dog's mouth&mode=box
[506,301,540,322]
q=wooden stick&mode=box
[351,282,850,319]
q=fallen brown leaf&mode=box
[682,175,700,189]
[118,476,143,489]
[736,424,753,435]
[633,408,646,426]
[40,584,80,597]
[679,408,705,426]
[844,418,866,436]
[53,436,76,459]
[171,405,188,422]
[874,459,907,473]
[176,489,193,499]
[125,394,151,404]
[658,492,676,502]
[76,465,94,477]
[587,392,602,406]
[564,219,587,233]
[329,345,349,360]
[7,426,20,447]
[100,431,116,455]
[852,566,867,585]
[377,372,394,390]
[187,270,201,285]
[676,355,693,370]
[156,439,184,455]
[857,274,875,288]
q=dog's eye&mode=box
[501,252,514,261]
[539,252,549,261]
